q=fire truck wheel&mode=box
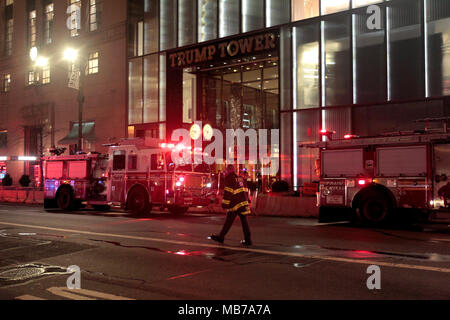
[359,192,391,225]
[168,206,189,215]
[56,186,75,211]
[128,188,152,216]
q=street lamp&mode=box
[63,47,85,152]
[35,56,49,68]
[63,48,78,62]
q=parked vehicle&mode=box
[301,118,450,225]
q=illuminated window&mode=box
[292,0,319,22]
[321,0,349,15]
[88,52,99,74]
[89,0,102,32]
[3,74,11,92]
[6,0,14,5]
[42,65,51,84]
[293,23,320,109]
[69,0,81,37]
[44,2,54,44]
[352,0,383,8]
[28,10,37,48]
[28,71,39,86]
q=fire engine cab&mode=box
[301,118,450,225]
[106,138,216,215]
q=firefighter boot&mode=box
[208,234,224,244]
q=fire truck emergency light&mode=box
[358,179,367,186]
[344,134,359,139]
[319,129,336,140]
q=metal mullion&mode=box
[422,0,428,98]
[141,56,144,124]
[216,0,220,39]
[239,0,242,34]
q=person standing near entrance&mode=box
[209,164,252,246]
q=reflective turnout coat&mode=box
[221,172,250,215]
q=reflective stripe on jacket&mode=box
[222,172,250,215]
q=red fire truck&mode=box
[43,138,217,215]
[106,138,217,215]
[301,120,450,225]
[43,152,109,210]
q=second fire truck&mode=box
[301,119,450,225]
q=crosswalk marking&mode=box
[16,287,134,300]
[15,295,45,300]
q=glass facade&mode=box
[198,0,218,42]
[388,0,424,101]
[128,0,450,188]
[426,0,450,97]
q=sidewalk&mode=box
[0,188,319,218]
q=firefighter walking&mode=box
[209,164,252,246]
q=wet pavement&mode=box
[0,204,449,300]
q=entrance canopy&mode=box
[58,122,95,145]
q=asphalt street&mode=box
[0,204,449,300]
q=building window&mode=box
[266,0,290,27]
[28,9,37,48]
[198,0,217,42]
[178,0,196,47]
[426,0,450,97]
[160,0,176,50]
[0,131,7,149]
[293,23,320,109]
[5,1,13,56]
[27,67,50,86]
[144,0,159,54]
[69,0,81,37]
[323,15,352,106]
[42,65,51,84]
[353,6,386,104]
[44,2,54,44]
[89,0,102,32]
[242,0,264,33]
[387,0,424,101]
[292,0,319,21]
[352,0,383,8]
[88,52,99,74]
[219,0,239,38]
[321,0,350,15]
[3,74,11,92]
[28,71,39,85]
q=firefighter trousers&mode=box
[219,211,251,242]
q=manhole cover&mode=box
[0,266,46,281]
[0,264,68,282]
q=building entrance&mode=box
[181,55,280,187]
